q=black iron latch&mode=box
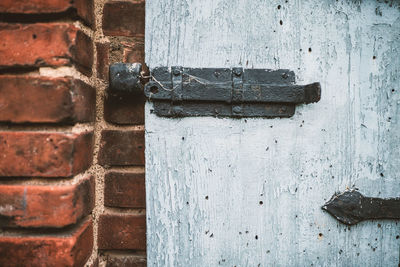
[109,63,321,118]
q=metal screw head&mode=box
[233,68,242,76]
[173,68,181,76]
[232,106,242,114]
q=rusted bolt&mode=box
[233,68,242,76]
[150,85,159,94]
[173,68,181,76]
[232,106,242,114]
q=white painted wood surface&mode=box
[145,1,400,266]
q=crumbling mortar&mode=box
[85,0,109,265]
[102,207,146,215]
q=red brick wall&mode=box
[0,0,146,266]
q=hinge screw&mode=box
[232,106,242,114]
[233,68,242,76]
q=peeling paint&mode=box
[146,0,400,266]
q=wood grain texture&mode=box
[145,1,400,266]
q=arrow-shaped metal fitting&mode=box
[322,189,400,225]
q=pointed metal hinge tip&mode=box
[322,189,400,225]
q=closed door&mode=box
[145,1,400,266]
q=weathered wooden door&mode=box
[145,1,400,266]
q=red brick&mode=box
[98,214,146,250]
[106,253,146,267]
[0,176,94,228]
[0,0,71,13]
[104,171,145,208]
[74,0,95,27]
[0,219,93,267]
[122,37,149,78]
[96,42,109,80]
[0,131,93,177]
[104,93,145,125]
[0,23,93,76]
[102,1,145,37]
[0,75,95,124]
[98,130,144,167]
[0,0,95,26]
[122,38,144,63]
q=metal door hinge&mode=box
[109,63,321,118]
[322,190,400,225]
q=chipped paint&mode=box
[145,0,400,266]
